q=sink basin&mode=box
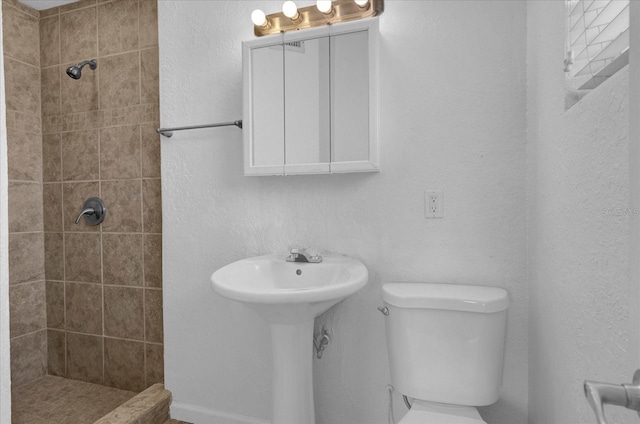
[212,253,367,321]
[211,252,368,424]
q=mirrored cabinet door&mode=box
[244,39,285,175]
[243,18,378,176]
[330,30,369,165]
[284,35,331,175]
[329,20,378,173]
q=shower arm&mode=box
[584,369,640,424]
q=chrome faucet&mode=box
[286,247,323,263]
[584,369,640,424]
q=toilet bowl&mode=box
[381,283,509,424]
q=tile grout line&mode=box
[51,3,67,380]
[138,0,150,388]
[35,2,46,369]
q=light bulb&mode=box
[251,9,267,27]
[316,0,333,14]
[355,0,369,7]
[282,1,299,19]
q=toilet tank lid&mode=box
[382,283,509,313]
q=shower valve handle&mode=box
[74,197,106,226]
[75,207,95,224]
[584,370,640,424]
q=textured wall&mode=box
[160,1,528,423]
[39,0,162,392]
[527,2,637,423]
[3,0,46,388]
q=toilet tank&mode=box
[382,283,509,406]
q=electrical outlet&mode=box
[425,190,443,218]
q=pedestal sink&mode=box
[211,253,368,424]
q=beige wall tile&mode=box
[10,281,46,337]
[60,110,103,132]
[99,51,140,109]
[8,181,43,233]
[143,234,161,288]
[104,286,143,340]
[104,338,144,392]
[64,233,101,283]
[40,6,59,18]
[40,16,60,67]
[43,183,63,232]
[3,2,40,66]
[9,232,45,285]
[60,0,96,13]
[43,115,62,134]
[41,66,61,117]
[144,289,162,343]
[61,60,99,113]
[44,232,64,281]
[142,178,161,233]
[10,329,47,387]
[47,329,66,377]
[42,133,62,182]
[8,128,42,182]
[6,109,41,133]
[97,0,138,56]
[140,48,158,104]
[60,6,97,63]
[3,0,163,391]
[103,233,143,286]
[62,181,100,232]
[145,343,163,386]
[141,122,160,178]
[5,58,40,115]
[3,0,38,17]
[139,0,157,49]
[65,282,102,333]
[100,124,141,180]
[62,129,99,181]
[66,332,103,384]
[46,281,65,329]
[101,179,142,232]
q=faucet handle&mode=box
[286,247,300,262]
[74,197,106,226]
[584,370,640,424]
[286,246,323,263]
[75,207,96,224]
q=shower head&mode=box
[66,60,97,80]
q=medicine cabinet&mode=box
[242,18,379,176]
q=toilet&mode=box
[381,283,509,424]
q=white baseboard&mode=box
[170,402,270,424]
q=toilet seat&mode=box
[397,400,487,424]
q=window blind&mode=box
[566,0,629,90]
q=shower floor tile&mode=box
[12,375,137,424]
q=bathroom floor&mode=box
[11,375,137,424]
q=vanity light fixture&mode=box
[251,0,383,37]
[282,1,302,22]
[316,0,334,15]
[251,9,269,27]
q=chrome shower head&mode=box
[66,60,97,80]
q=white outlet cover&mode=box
[425,190,443,218]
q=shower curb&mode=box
[93,383,172,424]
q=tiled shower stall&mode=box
[6,0,162,393]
